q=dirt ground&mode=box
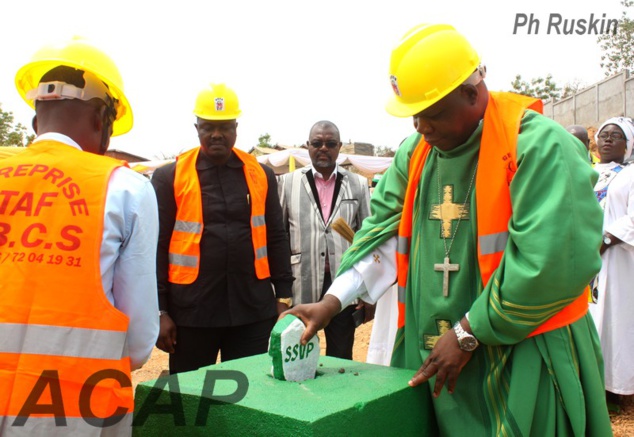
[132,321,633,435]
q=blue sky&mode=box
[0,0,625,159]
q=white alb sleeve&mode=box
[327,237,398,309]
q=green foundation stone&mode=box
[269,314,320,382]
[133,354,431,436]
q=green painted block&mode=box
[132,354,433,436]
[269,314,320,381]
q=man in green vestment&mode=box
[285,23,613,436]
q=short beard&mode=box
[313,159,334,170]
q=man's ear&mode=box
[93,104,107,132]
[460,84,479,105]
[31,116,38,134]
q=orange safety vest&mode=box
[168,146,270,284]
[0,141,133,434]
[396,92,589,337]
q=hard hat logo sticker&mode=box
[390,75,401,97]
[215,97,225,112]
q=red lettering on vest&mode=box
[0,222,10,246]
[21,223,46,248]
[69,199,89,216]
[1,192,59,216]
[29,164,49,176]
[43,168,64,185]
[57,225,82,251]
[14,164,33,177]
[0,190,20,213]
[62,183,81,200]
[0,167,13,178]
[10,192,35,216]
[56,177,73,189]
[35,192,58,216]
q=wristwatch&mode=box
[603,235,612,246]
[453,321,479,352]
[276,297,293,307]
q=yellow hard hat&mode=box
[386,23,481,118]
[15,36,133,136]
[193,83,242,121]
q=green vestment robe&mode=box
[339,109,612,436]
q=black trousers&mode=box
[169,316,277,375]
[322,272,356,360]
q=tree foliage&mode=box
[561,80,584,100]
[257,133,273,148]
[598,0,634,77]
[510,74,562,101]
[0,104,34,147]
[375,145,395,157]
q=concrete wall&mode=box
[543,71,634,128]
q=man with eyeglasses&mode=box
[284,24,611,435]
[589,116,634,414]
[277,120,371,359]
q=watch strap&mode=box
[276,297,293,307]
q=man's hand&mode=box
[281,295,342,345]
[156,313,177,354]
[408,326,473,397]
[356,300,376,323]
[600,232,622,255]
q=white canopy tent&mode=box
[255,148,393,175]
[128,159,174,175]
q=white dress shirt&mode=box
[33,133,160,370]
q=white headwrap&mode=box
[595,116,634,160]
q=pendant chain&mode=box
[437,159,478,257]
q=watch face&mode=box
[459,337,478,352]
[604,236,612,245]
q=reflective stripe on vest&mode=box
[168,147,271,284]
[0,323,128,360]
[0,141,133,425]
[396,92,587,336]
[1,413,133,436]
[479,231,509,256]
[174,220,202,234]
[396,141,431,329]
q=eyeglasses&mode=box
[309,140,339,149]
[598,132,626,141]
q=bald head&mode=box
[33,66,114,155]
[566,125,590,150]
[309,120,340,139]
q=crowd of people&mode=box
[1,21,632,437]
